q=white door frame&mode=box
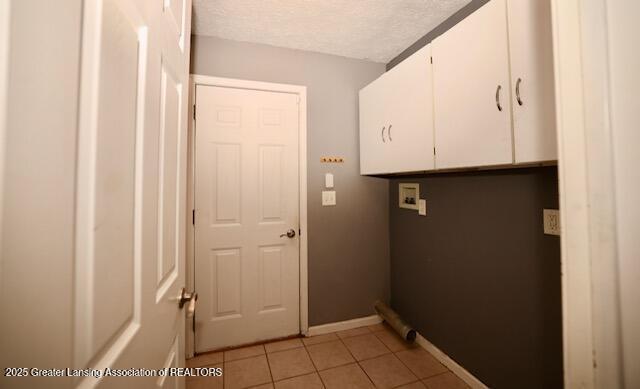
[185,75,308,357]
[0,0,10,254]
[551,0,633,388]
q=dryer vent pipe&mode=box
[374,301,416,342]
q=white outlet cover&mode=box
[322,190,336,206]
[543,209,560,236]
[418,199,427,216]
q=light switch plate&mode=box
[325,173,334,188]
[418,199,427,216]
[322,191,336,206]
[543,209,560,236]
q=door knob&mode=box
[280,229,296,238]
[179,288,198,318]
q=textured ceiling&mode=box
[192,0,471,63]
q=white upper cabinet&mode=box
[507,0,557,163]
[358,0,557,175]
[359,69,390,175]
[359,45,434,175]
[432,0,513,169]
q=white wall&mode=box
[0,1,82,388]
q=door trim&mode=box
[186,75,308,357]
[551,0,626,387]
[0,0,10,253]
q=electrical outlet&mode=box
[418,199,427,216]
[543,209,560,236]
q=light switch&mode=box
[322,191,336,206]
[325,173,334,188]
[418,199,427,216]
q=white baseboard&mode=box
[306,314,382,337]
[415,332,488,389]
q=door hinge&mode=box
[430,56,433,64]
[433,147,436,155]
[192,209,195,225]
[193,104,196,120]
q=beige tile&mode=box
[359,353,418,389]
[187,352,223,367]
[336,326,371,339]
[186,363,223,389]
[342,333,390,361]
[186,376,223,389]
[248,384,274,389]
[396,381,428,389]
[302,332,339,346]
[396,348,448,379]
[319,363,374,389]
[367,322,388,332]
[267,347,316,381]
[423,372,469,389]
[374,329,417,352]
[224,355,272,389]
[224,344,266,362]
[306,340,355,371]
[274,372,324,389]
[265,338,304,353]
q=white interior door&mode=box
[432,0,513,169]
[194,84,301,352]
[74,0,191,388]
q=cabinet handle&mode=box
[388,125,393,141]
[381,126,386,143]
[495,85,503,112]
[516,78,523,106]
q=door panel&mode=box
[507,0,557,163]
[158,61,181,289]
[74,0,145,370]
[433,0,513,169]
[74,0,192,387]
[195,85,300,352]
[211,248,242,318]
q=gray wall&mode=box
[190,36,390,326]
[389,167,562,389]
[387,0,489,70]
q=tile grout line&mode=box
[306,338,359,372]
[351,332,422,388]
[266,347,321,386]
[300,346,326,389]
[263,345,275,387]
[391,341,454,383]
[337,336,380,388]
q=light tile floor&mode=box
[186,322,470,389]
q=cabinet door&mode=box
[359,74,390,175]
[385,44,435,172]
[433,0,513,169]
[508,0,557,163]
